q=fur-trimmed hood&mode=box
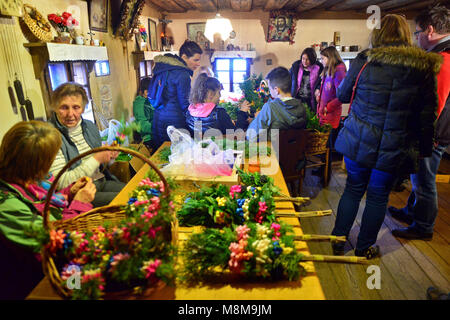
[153,53,192,76]
[366,46,443,74]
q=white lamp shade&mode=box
[204,14,233,43]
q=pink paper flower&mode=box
[271,223,281,240]
[141,259,162,279]
[229,185,242,199]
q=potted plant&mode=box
[47,12,79,43]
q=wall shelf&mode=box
[210,50,257,62]
[132,50,179,62]
[24,42,109,79]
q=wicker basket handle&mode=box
[43,146,169,230]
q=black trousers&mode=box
[92,177,126,207]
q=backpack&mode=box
[148,71,169,110]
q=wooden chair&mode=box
[277,129,308,197]
[304,130,330,188]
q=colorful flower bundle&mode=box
[138,24,147,42]
[180,221,306,282]
[218,101,240,121]
[239,74,271,114]
[306,106,332,133]
[34,177,176,300]
[177,179,277,227]
[47,12,79,33]
[218,91,244,121]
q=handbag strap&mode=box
[349,61,369,108]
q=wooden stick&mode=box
[275,209,332,218]
[294,235,346,242]
[277,192,291,198]
[274,196,310,204]
[178,226,204,234]
[178,233,345,243]
[301,254,368,264]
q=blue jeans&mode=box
[332,157,395,251]
[404,144,447,233]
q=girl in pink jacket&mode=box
[316,46,347,129]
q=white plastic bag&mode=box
[100,119,129,146]
[161,126,235,177]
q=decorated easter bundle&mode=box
[177,181,278,227]
[34,176,177,300]
[176,169,313,227]
[180,221,306,282]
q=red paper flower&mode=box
[62,12,72,19]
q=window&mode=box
[138,60,153,79]
[46,61,95,123]
[213,58,250,93]
[94,60,110,77]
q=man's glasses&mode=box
[413,30,423,36]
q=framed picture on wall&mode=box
[267,10,297,45]
[186,22,210,50]
[88,0,108,32]
[148,18,157,51]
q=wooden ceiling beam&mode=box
[171,0,197,10]
[329,0,387,11]
[296,0,330,12]
[264,0,291,11]
[297,8,368,18]
[148,0,168,13]
[184,0,218,12]
[230,0,253,11]
[148,0,187,12]
[314,0,347,10]
[386,0,436,13]
[377,0,433,11]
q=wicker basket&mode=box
[41,146,176,299]
[305,129,331,154]
[20,4,52,42]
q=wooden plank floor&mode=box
[291,155,450,300]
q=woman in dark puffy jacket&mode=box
[331,14,442,259]
[186,74,250,137]
[149,40,202,150]
[289,47,323,113]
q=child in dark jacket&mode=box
[186,74,250,137]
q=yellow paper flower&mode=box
[216,197,227,207]
[280,243,293,255]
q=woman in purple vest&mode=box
[289,47,324,113]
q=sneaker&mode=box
[355,245,380,259]
[387,206,414,225]
[392,226,433,240]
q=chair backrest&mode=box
[277,129,308,178]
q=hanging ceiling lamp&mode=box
[204,1,233,43]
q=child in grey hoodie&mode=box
[247,67,307,141]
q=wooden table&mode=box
[27,142,325,300]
